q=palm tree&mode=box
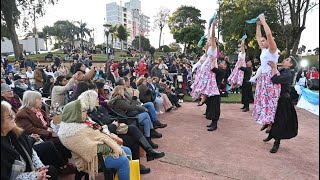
[76,20,91,49]
[109,24,118,48]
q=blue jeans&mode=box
[154,97,163,112]
[105,146,131,180]
[143,102,158,122]
[137,112,153,137]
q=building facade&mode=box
[105,0,150,50]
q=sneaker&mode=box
[181,99,184,103]
[159,111,164,114]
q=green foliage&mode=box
[220,0,285,58]
[1,24,10,40]
[159,45,171,53]
[168,6,206,51]
[168,42,181,52]
[132,35,151,51]
[117,24,128,50]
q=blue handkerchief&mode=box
[239,34,247,42]
[245,17,259,24]
[197,35,207,47]
[209,15,216,27]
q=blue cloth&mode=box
[239,34,247,42]
[245,17,259,24]
[197,35,207,47]
[300,87,319,105]
[209,15,216,27]
[105,146,131,180]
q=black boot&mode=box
[150,129,162,138]
[139,137,165,161]
[242,105,249,112]
[206,122,213,127]
[140,164,150,174]
[146,137,158,149]
[263,134,273,142]
[207,121,217,131]
[153,121,167,129]
[270,139,280,153]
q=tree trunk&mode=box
[159,28,163,48]
[45,40,48,51]
[183,43,187,53]
[291,31,302,56]
[4,16,22,60]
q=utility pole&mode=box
[33,5,38,54]
[139,11,141,52]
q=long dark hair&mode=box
[55,76,66,86]
[74,63,85,74]
[70,82,97,101]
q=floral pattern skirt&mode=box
[191,59,220,99]
[227,60,245,86]
[252,71,281,125]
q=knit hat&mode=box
[1,84,11,93]
[62,99,83,123]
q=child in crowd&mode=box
[176,83,185,103]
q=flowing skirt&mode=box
[252,71,281,125]
[190,58,220,99]
[228,59,245,86]
[270,96,298,139]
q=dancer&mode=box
[191,19,219,106]
[263,56,298,153]
[206,54,226,131]
[228,36,247,91]
[250,14,281,132]
[239,59,254,112]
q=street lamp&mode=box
[300,59,309,69]
[103,23,111,79]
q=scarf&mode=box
[58,122,125,180]
[31,108,47,127]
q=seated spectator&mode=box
[51,75,76,108]
[146,76,164,114]
[1,83,22,113]
[5,71,15,88]
[176,83,185,103]
[44,65,55,78]
[108,86,162,148]
[73,62,96,82]
[15,91,73,173]
[153,77,173,112]
[34,67,46,90]
[42,75,54,98]
[1,101,58,180]
[45,52,54,61]
[12,64,21,74]
[150,60,162,79]
[130,76,137,89]
[96,82,109,107]
[117,77,167,129]
[54,63,69,77]
[308,67,319,80]
[71,86,165,174]
[58,90,131,180]
[13,75,29,100]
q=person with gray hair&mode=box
[1,83,22,113]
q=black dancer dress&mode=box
[239,67,254,108]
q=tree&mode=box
[153,8,170,48]
[108,25,118,48]
[132,35,151,51]
[168,6,206,52]
[1,24,10,40]
[277,0,319,56]
[1,0,57,60]
[50,20,78,47]
[169,42,181,52]
[220,0,285,58]
[76,20,91,48]
[116,24,129,50]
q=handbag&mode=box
[116,123,129,134]
[114,156,140,180]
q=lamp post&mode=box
[103,23,111,79]
[33,4,38,54]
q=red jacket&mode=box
[307,71,319,80]
[138,59,149,77]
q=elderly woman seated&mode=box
[15,90,73,174]
[58,90,132,180]
[1,101,58,180]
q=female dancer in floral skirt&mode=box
[191,19,220,106]
[250,14,281,132]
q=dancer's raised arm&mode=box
[241,39,245,55]
[211,19,218,50]
[259,14,277,53]
[256,21,263,49]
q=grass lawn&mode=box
[184,93,242,103]
[7,50,168,62]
